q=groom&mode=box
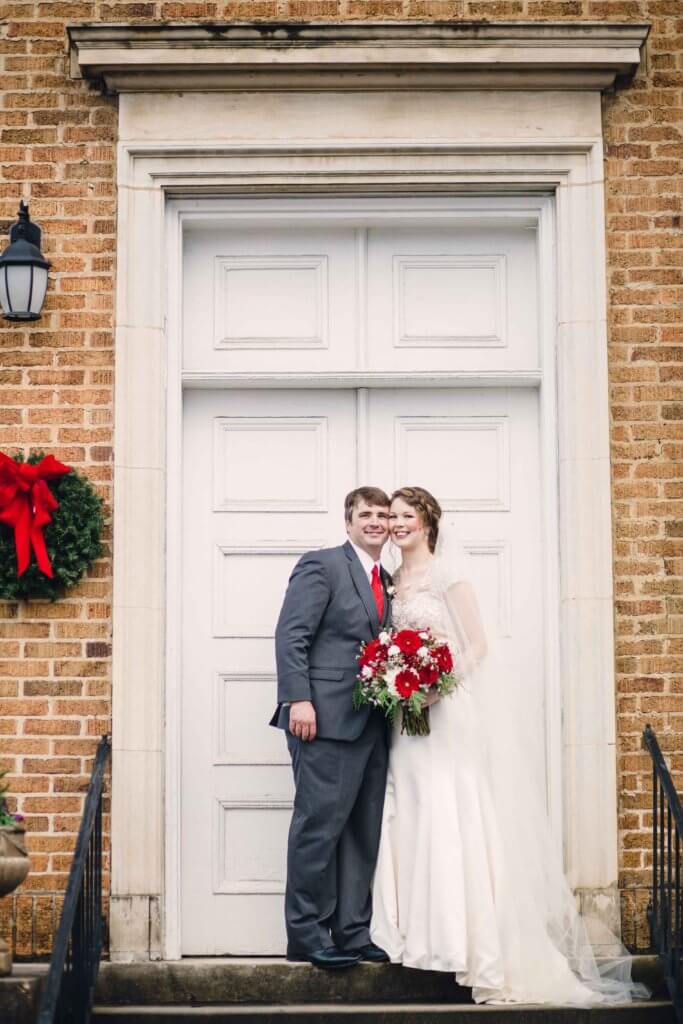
[271,486,393,970]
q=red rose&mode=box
[393,629,423,656]
[434,645,453,673]
[419,664,439,687]
[395,669,420,699]
[359,637,387,668]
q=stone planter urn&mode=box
[0,825,29,975]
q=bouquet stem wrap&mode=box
[401,704,431,737]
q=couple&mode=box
[271,486,646,1005]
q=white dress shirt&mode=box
[350,542,382,585]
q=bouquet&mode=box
[353,628,458,736]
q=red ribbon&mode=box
[0,453,71,577]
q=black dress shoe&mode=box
[349,942,390,963]
[287,946,362,970]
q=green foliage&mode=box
[353,678,400,722]
[0,769,20,827]
[0,453,104,601]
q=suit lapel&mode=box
[344,541,381,635]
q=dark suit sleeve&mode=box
[275,553,332,704]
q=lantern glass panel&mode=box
[0,267,9,317]
[6,264,32,316]
[29,266,48,316]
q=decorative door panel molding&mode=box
[213,673,288,766]
[460,540,512,638]
[393,254,506,349]
[212,799,292,895]
[213,542,322,638]
[395,416,510,512]
[212,416,328,512]
[214,255,329,350]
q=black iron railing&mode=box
[643,724,683,1022]
[37,734,110,1024]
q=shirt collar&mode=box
[350,542,381,581]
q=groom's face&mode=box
[346,499,390,559]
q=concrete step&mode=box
[95,958,666,1008]
[0,966,46,1024]
[91,1001,676,1023]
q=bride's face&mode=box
[389,498,430,554]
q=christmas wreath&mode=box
[0,452,104,601]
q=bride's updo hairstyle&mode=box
[390,486,442,554]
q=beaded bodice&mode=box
[391,565,451,643]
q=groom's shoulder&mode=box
[291,544,348,579]
[300,543,347,567]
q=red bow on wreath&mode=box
[0,453,71,578]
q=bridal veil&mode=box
[428,527,649,1004]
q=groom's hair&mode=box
[344,486,390,522]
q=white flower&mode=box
[417,646,430,661]
[419,631,429,640]
[379,631,391,645]
[386,585,396,597]
[384,666,401,699]
[388,644,400,658]
[362,665,374,679]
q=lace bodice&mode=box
[391,565,452,643]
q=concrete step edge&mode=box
[95,956,665,1007]
[92,1001,675,1013]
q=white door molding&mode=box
[109,86,620,960]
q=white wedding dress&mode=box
[370,560,647,1006]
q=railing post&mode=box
[643,724,683,1023]
[37,735,110,1024]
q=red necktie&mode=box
[371,564,384,621]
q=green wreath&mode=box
[0,453,104,601]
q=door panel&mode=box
[368,389,545,785]
[181,389,356,953]
[366,225,538,372]
[183,225,359,374]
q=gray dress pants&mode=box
[285,713,388,955]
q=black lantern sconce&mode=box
[0,201,50,321]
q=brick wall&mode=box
[0,0,679,957]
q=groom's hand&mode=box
[289,700,317,742]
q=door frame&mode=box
[173,197,559,956]
[110,107,618,960]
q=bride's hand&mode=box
[423,691,441,707]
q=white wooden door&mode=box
[180,201,549,954]
[181,385,542,953]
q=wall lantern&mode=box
[0,201,50,322]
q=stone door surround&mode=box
[68,21,648,960]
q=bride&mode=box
[370,485,648,1006]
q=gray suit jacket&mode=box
[271,541,392,741]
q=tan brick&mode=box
[23,758,81,775]
[23,680,82,697]
[23,719,82,736]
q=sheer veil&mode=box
[428,523,649,1005]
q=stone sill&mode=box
[67,20,649,94]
